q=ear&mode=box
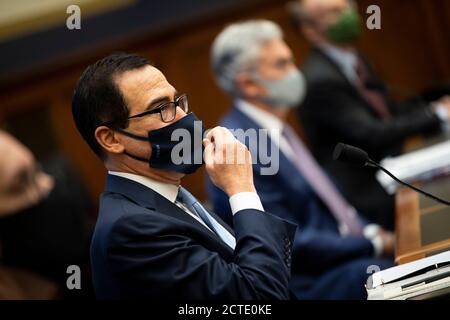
[236,72,268,98]
[95,126,125,155]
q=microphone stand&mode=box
[366,159,450,206]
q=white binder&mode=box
[366,251,450,300]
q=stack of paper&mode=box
[366,251,450,300]
[376,139,450,194]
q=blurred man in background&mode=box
[0,130,54,217]
[208,19,394,300]
[0,130,56,299]
[289,0,450,230]
[0,129,93,299]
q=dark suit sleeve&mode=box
[302,80,441,155]
[256,196,375,273]
[107,210,296,300]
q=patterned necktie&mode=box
[282,125,364,235]
[355,57,392,120]
[176,187,236,249]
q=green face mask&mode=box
[325,7,361,44]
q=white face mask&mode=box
[254,68,306,108]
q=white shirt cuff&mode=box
[370,235,384,257]
[433,104,450,132]
[363,224,381,239]
[363,224,383,257]
[434,104,448,122]
[229,192,264,215]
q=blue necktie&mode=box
[176,187,236,250]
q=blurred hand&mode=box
[203,126,256,197]
[433,95,450,121]
[378,229,395,258]
[437,95,450,106]
[0,131,54,217]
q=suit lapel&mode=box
[313,47,360,95]
[105,174,234,258]
[313,47,390,118]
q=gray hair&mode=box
[211,20,283,96]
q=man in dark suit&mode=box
[71,52,296,300]
[290,0,450,230]
[208,19,394,300]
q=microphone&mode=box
[333,143,370,167]
[333,143,450,206]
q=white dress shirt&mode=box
[108,171,264,232]
[321,45,359,85]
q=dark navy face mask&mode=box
[114,112,205,174]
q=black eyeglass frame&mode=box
[100,94,189,127]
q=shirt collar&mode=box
[108,171,179,203]
[321,45,358,83]
[235,99,284,132]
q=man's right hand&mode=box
[203,126,256,197]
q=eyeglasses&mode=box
[128,94,189,123]
[101,94,189,127]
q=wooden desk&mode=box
[395,176,450,264]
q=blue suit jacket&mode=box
[207,107,381,299]
[90,174,296,300]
